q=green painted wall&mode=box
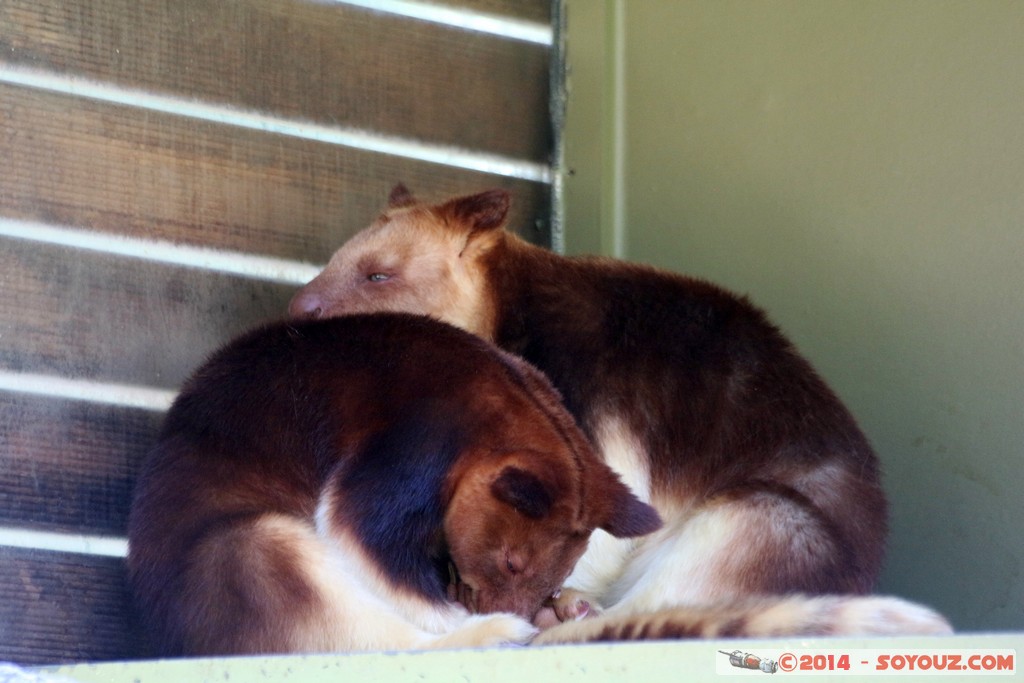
[561,0,1024,631]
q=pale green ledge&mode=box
[43,634,1023,683]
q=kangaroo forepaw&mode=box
[550,588,602,622]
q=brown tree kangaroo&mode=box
[287,186,952,642]
[127,313,660,654]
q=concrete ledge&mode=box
[44,633,1022,682]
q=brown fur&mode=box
[288,187,953,640]
[126,313,660,655]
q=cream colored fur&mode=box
[218,511,538,652]
[539,416,951,641]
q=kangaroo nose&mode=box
[288,289,324,319]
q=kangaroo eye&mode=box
[505,557,520,574]
[366,272,390,282]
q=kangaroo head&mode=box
[289,185,511,339]
[445,448,661,619]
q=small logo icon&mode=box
[719,650,779,674]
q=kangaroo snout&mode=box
[288,289,324,319]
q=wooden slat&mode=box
[0,0,552,162]
[1,238,295,388]
[0,237,291,387]
[435,0,551,23]
[0,547,148,664]
[0,84,552,261]
[0,393,160,536]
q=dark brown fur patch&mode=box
[717,616,748,638]
[660,620,707,639]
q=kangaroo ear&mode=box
[601,489,662,538]
[388,183,417,208]
[440,189,511,233]
[591,467,662,538]
[490,466,553,519]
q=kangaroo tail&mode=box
[531,594,952,645]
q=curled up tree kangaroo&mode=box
[288,186,952,643]
[128,313,659,655]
